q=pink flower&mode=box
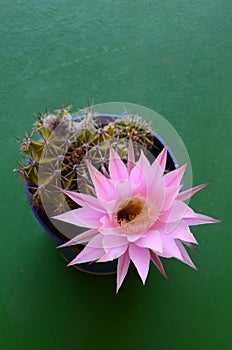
[53,141,220,292]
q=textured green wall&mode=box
[0,1,231,349]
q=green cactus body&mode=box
[15,107,154,216]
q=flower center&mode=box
[116,198,145,225]
[115,198,156,235]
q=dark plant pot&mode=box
[25,114,179,275]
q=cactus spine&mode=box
[15,106,154,215]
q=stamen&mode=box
[116,198,144,225]
[115,197,156,235]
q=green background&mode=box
[0,1,231,349]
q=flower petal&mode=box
[99,215,117,229]
[99,198,118,215]
[183,242,199,251]
[129,150,152,191]
[155,144,167,174]
[130,153,165,212]
[129,244,150,284]
[161,236,183,260]
[127,137,135,173]
[57,228,98,248]
[115,181,132,203]
[62,189,104,212]
[172,221,198,244]
[150,251,168,279]
[159,200,190,233]
[162,184,182,212]
[86,160,116,202]
[86,234,104,248]
[164,164,187,188]
[68,247,104,265]
[177,182,209,201]
[136,230,163,254]
[68,236,104,265]
[116,250,130,293]
[183,214,221,226]
[53,207,105,228]
[68,234,104,265]
[98,245,128,262]
[142,155,166,211]
[98,181,132,216]
[175,241,197,270]
[180,204,221,225]
[103,235,128,249]
[99,225,124,236]
[126,232,147,243]
[136,149,151,173]
[129,160,146,188]
[109,146,128,181]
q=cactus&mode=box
[15,106,155,216]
